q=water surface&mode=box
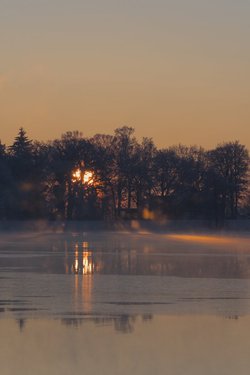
[0,231,250,374]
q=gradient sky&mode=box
[0,0,249,149]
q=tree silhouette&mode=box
[208,141,249,219]
[0,128,249,223]
[8,128,35,218]
[10,127,33,157]
[0,141,10,218]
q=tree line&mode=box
[0,126,249,223]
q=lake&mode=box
[0,230,250,374]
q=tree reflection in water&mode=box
[15,314,153,334]
[60,314,153,334]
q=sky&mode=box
[0,0,250,149]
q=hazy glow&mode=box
[167,234,237,245]
[142,208,155,221]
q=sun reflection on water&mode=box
[72,243,94,275]
[72,241,94,314]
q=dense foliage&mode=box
[0,127,249,223]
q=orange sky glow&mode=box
[0,0,249,149]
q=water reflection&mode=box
[17,319,26,332]
[72,243,94,275]
[61,239,250,279]
[1,232,250,279]
[2,315,250,375]
[60,314,152,334]
[14,314,153,334]
[66,236,250,279]
[71,243,94,313]
[1,232,250,324]
[1,233,250,374]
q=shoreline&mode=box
[0,219,249,234]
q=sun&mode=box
[83,171,94,185]
[72,168,94,185]
[72,169,81,182]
